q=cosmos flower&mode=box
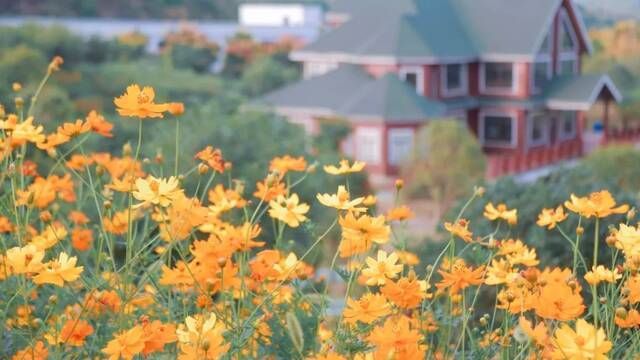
[114,84,170,119]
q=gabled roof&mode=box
[258,65,446,122]
[543,74,622,110]
[294,0,592,63]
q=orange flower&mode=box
[444,219,473,243]
[338,212,389,258]
[615,309,640,328]
[33,252,83,287]
[564,190,629,218]
[536,206,567,229]
[253,179,286,202]
[195,146,226,173]
[71,228,93,251]
[52,319,94,346]
[86,110,114,138]
[68,211,90,225]
[0,216,14,233]
[12,341,49,360]
[269,155,307,174]
[534,282,584,321]
[367,316,424,359]
[436,259,485,295]
[381,276,426,309]
[343,293,391,324]
[65,154,94,171]
[102,325,146,360]
[104,209,139,235]
[168,102,185,115]
[484,202,517,224]
[114,84,170,119]
[141,319,177,355]
[56,119,91,139]
[84,290,122,315]
[386,205,414,221]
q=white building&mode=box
[239,3,324,28]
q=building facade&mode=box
[260,0,622,181]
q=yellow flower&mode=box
[444,219,473,243]
[343,293,391,324]
[323,159,365,175]
[485,258,519,285]
[584,265,622,286]
[5,245,44,275]
[114,84,170,119]
[338,212,390,258]
[13,116,45,145]
[316,185,365,212]
[551,319,611,359]
[614,223,640,256]
[484,202,517,225]
[30,223,68,251]
[537,206,568,229]
[272,252,300,280]
[499,239,539,267]
[133,176,183,208]
[362,250,403,286]
[177,314,229,360]
[268,194,309,228]
[564,190,629,218]
[33,252,83,287]
[103,325,146,360]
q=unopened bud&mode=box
[103,200,112,209]
[217,257,227,267]
[122,142,132,156]
[606,235,617,247]
[198,163,209,175]
[14,97,23,108]
[395,179,404,190]
[615,307,627,319]
[576,226,584,235]
[479,317,488,326]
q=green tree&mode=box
[401,119,486,213]
[240,55,299,96]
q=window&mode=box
[560,19,576,52]
[481,114,516,147]
[388,128,414,166]
[528,113,550,147]
[539,33,551,54]
[355,128,381,164]
[533,61,551,90]
[558,111,577,140]
[483,63,514,90]
[442,64,467,96]
[399,66,424,94]
[559,59,576,75]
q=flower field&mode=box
[1,58,640,360]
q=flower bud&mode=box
[605,235,617,248]
[14,97,23,108]
[627,208,636,221]
[615,307,627,319]
[12,82,22,92]
[39,211,52,223]
[576,226,584,235]
[122,142,132,156]
[395,179,404,190]
[103,200,112,209]
[198,163,209,175]
[217,257,227,267]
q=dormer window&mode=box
[557,9,578,75]
[441,63,468,96]
[481,62,516,94]
[399,66,424,95]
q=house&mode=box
[258,0,622,183]
[239,3,324,28]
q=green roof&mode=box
[259,65,445,122]
[542,74,622,110]
[296,0,589,61]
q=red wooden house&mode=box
[259,0,622,182]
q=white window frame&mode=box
[399,65,425,95]
[557,9,579,75]
[387,128,415,166]
[531,59,553,93]
[527,112,551,148]
[354,127,382,165]
[531,25,553,93]
[440,63,468,97]
[557,111,577,141]
[480,62,519,95]
[479,110,518,148]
